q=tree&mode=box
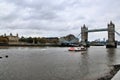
[26,37,33,43]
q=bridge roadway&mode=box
[85,28,108,32]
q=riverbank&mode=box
[0,43,62,47]
[98,65,120,80]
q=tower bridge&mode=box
[81,21,117,48]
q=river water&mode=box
[0,46,120,80]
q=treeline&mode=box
[19,37,59,44]
[0,34,78,46]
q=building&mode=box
[5,33,19,44]
[59,34,79,46]
[0,36,8,44]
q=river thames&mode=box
[0,46,120,80]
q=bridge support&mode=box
[81,25,89,47]
[106,21,117,48]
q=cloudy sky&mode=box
[0,0,120,41]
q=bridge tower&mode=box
[106,21,117,48]
[81,24,89,47]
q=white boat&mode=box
[68,46,86,51]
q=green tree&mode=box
[26,37,33,43]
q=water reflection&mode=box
[79,50,89,78]
[106,48,116,65]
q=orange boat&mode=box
[68,46,86,51]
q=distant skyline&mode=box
[0,0,120,41]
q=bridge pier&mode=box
[106,21,117,48]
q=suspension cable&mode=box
[115,31,120,36]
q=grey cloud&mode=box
[0,0,120,39]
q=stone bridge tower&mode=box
[106,21,117,48]
[81,24,88,46]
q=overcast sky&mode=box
[0,0,120,41]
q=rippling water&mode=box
[0,46,120,80]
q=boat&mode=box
[68,46,86,51]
